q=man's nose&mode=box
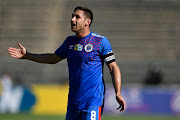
[71,16,76,22]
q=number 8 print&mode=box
[91,110,96,120]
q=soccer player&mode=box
[8,6,125,120]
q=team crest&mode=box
[85,44,93,52]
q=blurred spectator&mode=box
[0,70,13,113]
[144,63,163,85]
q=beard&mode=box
[71,25,84,33]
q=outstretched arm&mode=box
[107,62,126,112]
[8,43,63,64]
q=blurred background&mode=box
[0,0,180,119]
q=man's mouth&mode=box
[71,23,76,27]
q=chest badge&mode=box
[85,44,93,52]
[74,44,83,51]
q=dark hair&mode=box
[74,6,93,27]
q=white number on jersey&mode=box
[91,110,96,120]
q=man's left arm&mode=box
[107,62,126,112]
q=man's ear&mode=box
[85,18,91,27]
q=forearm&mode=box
[21,52,57,64]
[108,62,125,112]
[110,63,122,96]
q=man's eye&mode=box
[76,16,80,19]
[72,14,80,19]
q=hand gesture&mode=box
[8,43,27,59]
[116,95,126,112]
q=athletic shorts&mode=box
[66,106,102,120]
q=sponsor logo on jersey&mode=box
[85,44,93,52]
[92,33,104,38]
[74,44,83,51]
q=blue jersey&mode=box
[55,32,115,110]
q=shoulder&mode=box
[66,35,76,40]
[63,35,76,44]
[91,32,109,46]
[91,32,109,43]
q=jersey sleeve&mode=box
[100,37,115,64]
[55,39,67,59]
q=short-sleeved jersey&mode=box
[55,32,115,110]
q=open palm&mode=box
[8,43,26,59]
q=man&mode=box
[8,6,125,120]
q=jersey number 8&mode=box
[91,110,96,120]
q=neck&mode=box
[76,28,91,38]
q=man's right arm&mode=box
[8,43,63,64]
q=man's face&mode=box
[71,10,88,33]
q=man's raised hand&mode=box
[8,43,27,59]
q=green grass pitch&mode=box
[0,114,179,120]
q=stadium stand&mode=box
[0,0,180,85]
